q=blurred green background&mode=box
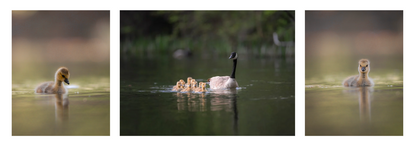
[120,11,295,58]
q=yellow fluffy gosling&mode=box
[35,67,70,94]
[343,59,374,87]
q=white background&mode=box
[1,0,414,148]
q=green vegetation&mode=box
[120,11,295,58]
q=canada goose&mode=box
[194,82,207,93]
[208,52,239,89]
[343,59,374,87]
[172,81,183,91]
[35,67,70,94]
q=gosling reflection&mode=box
[344,87,373,123]
[176,92,206,112]
[54,93,69,124]
[358,87,372,123]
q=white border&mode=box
[2,0,415,149]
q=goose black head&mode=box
[229,52,238,60]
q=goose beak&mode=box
[64,78,70,85]
[361,67,366,72]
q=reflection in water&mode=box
[358,87,371,123]
[54,93,69,124]
[175,89,239,134]
[344,87,373,123]
[52,93,70,134]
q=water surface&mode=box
[12,64,110,136]
[120,55,295,135]
[305,56,403,135]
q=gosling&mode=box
[182,80,197,92]
[343,59,374,87]
[194,82,207,93]
[172,81,183,91]
[35,67,70,94]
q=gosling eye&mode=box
[62,75,65,78]
[366,65,368,67]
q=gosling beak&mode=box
[361,67,366,72]
[64,78,70,85]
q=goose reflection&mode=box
[174,89,239,134]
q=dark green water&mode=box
[120,55,295,135]
[12,64,110,136]
[305,56,403,135]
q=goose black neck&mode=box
[230,59,237,78]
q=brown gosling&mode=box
[343,59,374,87]
[195,82,207,93]
[186,77,192,85]
[208,52,239,89]
[35,67,70,94]
[172,81,182,91]
[179,79,185,88]
[181,83,192,92]
[191,79,198,89]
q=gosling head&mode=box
[187,77,192,83]
[229,52,238,60]
[176,81,181,87]
[199,82,203,87]
[358,59,370,74]
[191,80,197,88]
[56,67,70,85]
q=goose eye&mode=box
[62,75,65,78]
[366,65,368,67]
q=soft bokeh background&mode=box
[13,11,110,85]
[306,11,402,84]
[12,11,110,135]
[121,11,295,59]
[305,11,403,135]
[120,11,295,135]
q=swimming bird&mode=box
[181,83,192,92]
[343,59,374,87]
[35,67,70,94]
[208,52,239,89]
[186,77,192,85]
[194,82,207,93]
[172,81,183,91]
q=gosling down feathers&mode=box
[194,82,207,92]
[172,81,183,91]
[343,59,374,87]
[35,67,70,94]
[208,52,239,89]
